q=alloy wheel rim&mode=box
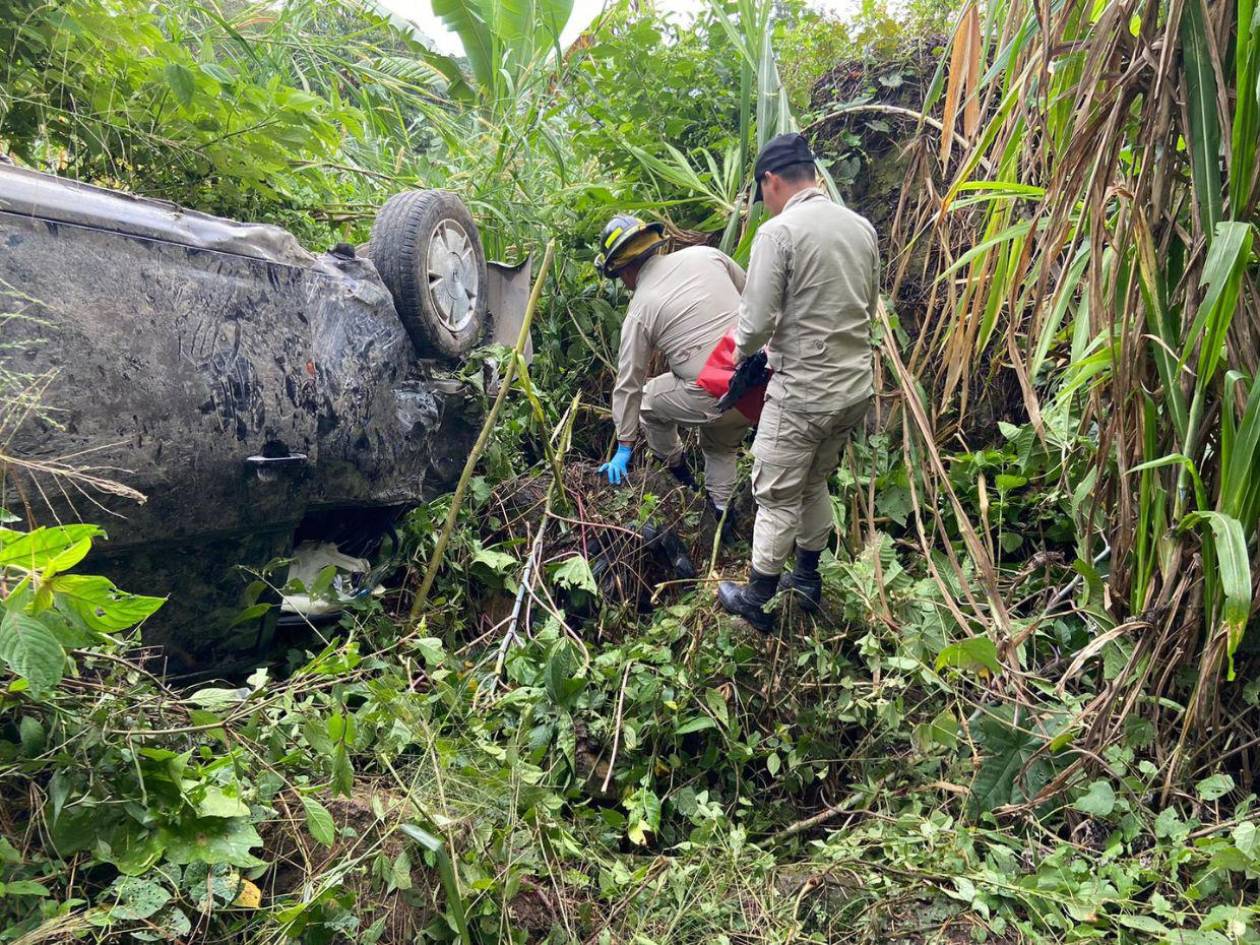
[425,218,478,333]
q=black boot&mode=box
[778,547,823,612]
[706,497,737,545]
[668,461,698,490]
[717,568,779,633]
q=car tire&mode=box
[368,190,487,359]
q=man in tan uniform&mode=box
[717,133,879,632]
[593,215,751,520]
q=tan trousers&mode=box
[749,394,871,574]
[640,372,750,508]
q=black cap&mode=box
[753,132,815,203]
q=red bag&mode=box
[696,329,769,423]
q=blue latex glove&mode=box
[599,444,633,485]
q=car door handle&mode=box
[245,452,308,482]
[244,453,308,467]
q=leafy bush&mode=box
[3,0,1259,941]
[3,509,1257,942]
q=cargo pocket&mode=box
[752,389,783,462]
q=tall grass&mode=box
[896,0,1260,782]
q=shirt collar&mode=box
[784,186,826,212]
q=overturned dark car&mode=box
[0,162,531,665]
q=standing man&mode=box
[717,133,879,632]
[594,214,753,526]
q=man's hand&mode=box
[599,444,633,485]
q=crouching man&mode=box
[717,134,879,631]
[594,214,755,527]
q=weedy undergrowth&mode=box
[2,0,1258,941]
[2,483,1257,944]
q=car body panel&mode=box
[0,165,480,660]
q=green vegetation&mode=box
[2,0,1258,943]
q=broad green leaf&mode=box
[150,905,192,940]
[704,688,729,729]
[470,545,516,576]
[1113,915,1170,935]
[412,45,477,101]
[164,62,196,106]
[1154,807,1188,840]
[1166,932,1230,945]
[0,610,65,695]
[675,715,715,735]
[2,880,48,896]
[106,825,166,877]
[1072,557,1109,620]
[158,818,265,868]
[228,602,272,628]
[39,608,101,649]
[199,62,234,84]
[196,785,250,819]
[301,796,336,847]
[544,639,584,707]
[302,717,334,757]
[48,574,165,632]
[1233,820,1258,858]
[928,709,960,749]
[389,850,413,891]
[1195,773,1235,801]
[430,0,495,94]
[47,805,104,854]
[19,715,46,755]
[935,635,1002,677]
[0,525,103,571]
[994,474,1028,493]
[43,537,93,576]
[969,707,1047,814]
[555,709,576,772]
[1073,779,1116,817]
[332,744,354,797]
[109,878,171,921]
[187,687,249,712]
[944,876,976,903]
[399,823,442,852]
[624,786,661,846]
[183,862,245,910]
[551,554,596,594]
[413,637,446,668]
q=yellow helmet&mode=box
[594,214,666,276]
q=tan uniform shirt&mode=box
[613,246,747,441]
[734,188,879,415]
